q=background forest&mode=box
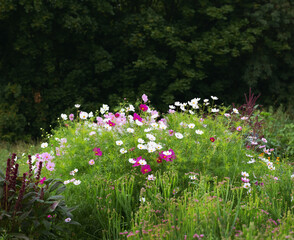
[0,0,293,141]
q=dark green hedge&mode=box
[0,0,293,141]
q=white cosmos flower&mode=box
[203,99,209,102]
[195,130,204,135]
[290,174,294,179]
[241,171,249,177]
[73,180,81,185]
[88,112,94,118]
[159,123,167,130]
[136,120,143,126]
[139,197,146,203]
[189,110,195,115]
[138,138,145,143]
[247,159,256,164]
[233,108,239,114]
[151,123,158,128]
[156,144,162,150]
[174,101,181,106]
[180,105,186,111]
[61,114,67,120]
[144,128,152,132]
[243,183,251,189]
[41,142,48,148]
[120,148,127,154]
[169,105,175,109]
[116,140,123,146]
[129,158,136,164]
[211,96,218,100]
[163,151,172,156]
[79,111,88,120]
[138,159,147,165]
[126,104,135,112]
[175,132,183,139]
[188,123,195,129]
[127,128,134,133]
[189,175,197,180]
[147,174,156,180]
[64,180,70,185]
[137,144,146,150]
[146,134,156,141]
[148,147,156,153]
[75,104,80,108]
[224,113,230,117]
[211,108,219,113]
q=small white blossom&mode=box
[61,114,67,120]
[211,108,219,113]
[116,140,123,146]
[127,128,134,133]
[120,148,127,154]
[75,104,80,108]
[195,130,204,135]
[129,158,136,164]
[188,123,195,129]
[147,174,156,180]
[211,96,218,100]
[79,111,88,120]
[137,144,146,150]
[73,180,81,185]
[233,108,239,114]
[138,138,145,143]
[175,132,183,139]
[41,142,48,148]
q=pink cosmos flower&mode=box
[46,161,55,171]
[39,177,46,184]
[133,113,142,122]
[236,126,242,131]
[96,117,105,125]
[69,114,74,121]
[47,215,53,218]
[93,147,102,156]
[141,165,152,174]
[142,94,148,103]
[168,109,175,114]
[140,104,148,112]
[169,130,174,136]
[89,159,95,165]
[115,113,120,118]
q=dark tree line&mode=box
[0,0,293,141]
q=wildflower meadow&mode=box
[1,94,294,239]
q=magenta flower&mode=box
[159,149,176,162]
[132,156,143,167]
[115,112,120,118]
[142,94,148,103]
[69,114,74,121]
[39,177,46,184]
[141,165,152,174]
[133,113,142,122]
[107,120,115,127]
[169,130,174,136]
[140,104,148,112]
[93,147,102,156]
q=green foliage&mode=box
[0,154,79,239]
[0,0,294,141]
[261,105,294,160]
[32,96,294,239]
